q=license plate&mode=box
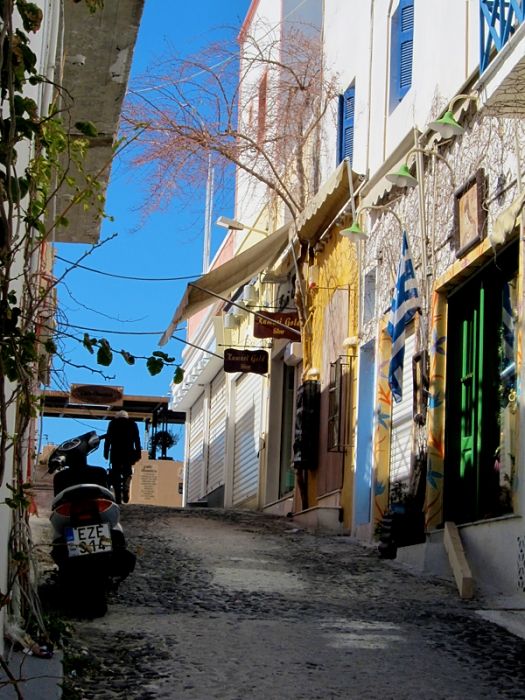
[65,523,112,557]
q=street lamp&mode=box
[216,216,269,236]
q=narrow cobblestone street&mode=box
[59,505,525,700]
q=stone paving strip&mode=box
[37,506,525,700]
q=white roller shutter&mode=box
[232,373,263,505]
[187,393,205,503]
[206,371,227,493]
[390,330,415,483]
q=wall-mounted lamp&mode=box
[216,216,269,236]
[223,311,239,330]
[386,163,419,188]
[386,147,455,188]
[340,221,368,241]
[233,301,249,319]
[340,205,404,241]
[427,93,478,139]
[242,284,259,306]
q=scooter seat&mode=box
[53,466,110,496]
[52,483,116,510]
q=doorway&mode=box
[445,242,518,523]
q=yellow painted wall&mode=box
[306,231,359,522]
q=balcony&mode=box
[480,1,524,71]
[478,0,525,116]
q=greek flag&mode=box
[387,231,420,403]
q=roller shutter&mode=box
[206,371,227,493]
[232,373,263,505]
[390,329,415,483]
[187,393,205,503]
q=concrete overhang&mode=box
[54,0,144,244]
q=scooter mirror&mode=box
[48,454,65,474]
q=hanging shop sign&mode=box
[70,384,124,406]
[253,312,300,340]
[224,348,269,375]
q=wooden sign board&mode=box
[70,384,124,405]
[253,312,300,340]
[224,348,269,374]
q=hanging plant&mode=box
[148,429,178,459]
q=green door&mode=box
[446,243,517,523]
[456,287,485,521]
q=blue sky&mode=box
[42,0,252,460]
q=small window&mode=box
[327,356,354,452]
[337,82,355,165]
[390,0,414,109]
[363,268,376,324]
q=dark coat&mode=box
[103,417,141,466]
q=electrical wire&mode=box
[62,323,167,336]
[55,255,200,282]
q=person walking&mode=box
[103,410,142,504]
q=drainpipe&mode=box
[41,0,62,116]
[382,0,395,162]
[414,129,429,346]
[365,0,375,177]
[465,0,469,80]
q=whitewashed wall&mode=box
[0,0,62,654]
[236,0,283,233]
[321,0,480,183]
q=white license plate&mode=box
[65,523,112,557]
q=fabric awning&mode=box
[159,222,291,346]
[296,158,362,244]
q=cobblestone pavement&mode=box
[56,505,525,700]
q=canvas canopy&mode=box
[159,222,291,346]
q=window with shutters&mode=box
[327,356,354,452]
[390,0,414,109]
[337,82,355,165]
[327,358,342,452]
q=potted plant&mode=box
[148,429,178,460]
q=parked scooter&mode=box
[47,430,135,616]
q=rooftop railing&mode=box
[480,0,525,72]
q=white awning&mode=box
[296,159,362,243]
[159,222,291,346]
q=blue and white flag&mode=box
[387,231,420,403]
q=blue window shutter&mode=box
[398,0,414,95]
[391,0,414,105]
[337,83,355,165]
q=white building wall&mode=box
[236,0,283,231]
[318,1,525,602]
[0,0,62,654]
[321,0,480,183]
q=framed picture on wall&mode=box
[452,169,487,257]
